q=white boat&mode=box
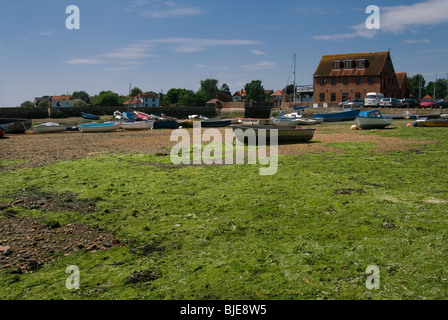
[238,118,271,126]
[31,122,67,134]
[120,120,155,130]
[272,107,323,126]
[232,125,315,144]
[78,121,121,133]
[355,110,393,129]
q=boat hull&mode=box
[81,112,101,120]
[120,121,155,130]
[32,123,67,134]
[0,118,32,133]
[313,109,360,122]
[231,125,315,144]
[416,119,448,127]
[201,119,232,127]
[79,122,121,132]
[355,117,393,129]
[152,120,179,129]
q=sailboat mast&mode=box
[293,53,296,103]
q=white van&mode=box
[364,92,384,107]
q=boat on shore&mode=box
[120,121,155,130]
[31,122,67,134]
[238,118,271,126]
[231,125,315,144]
[201,118,232,127]
[313,107,360,122]
[415,116,448,127]
[0,125,5,138]
[81,112,101,120]
[0,118,32,133]
[78,121,121,132]
[355,110,393,129]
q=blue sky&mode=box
[1,0,447,107]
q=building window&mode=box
[342,93,349,102]
[355,93,361,99]
[343,77,348,85]
[332,61,342,69]
[356,77,361,85]
[368,77,374,84]
[358,59,369,69]
[320,78,326,85]
[331,93,336,102]
[320,93,325,102]
[331,77,337,85]
[344,60,355,69]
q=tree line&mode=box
[408,74,448,100]
[20,78,271,108]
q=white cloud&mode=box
[65,58,108,65]
[126,0,205,18]
[65,38,264,70]
[251,50,265,55]
[141,7,204,18]
[313,0,448,41]
[241,61,277,71]
[404,39,430,44]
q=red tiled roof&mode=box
[270,89,284,96]
[314,51,391,77]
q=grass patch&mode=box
[1,124,448,300]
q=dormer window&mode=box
[332,60,342,69]
[357,59,369,69]
[344,60,355,69]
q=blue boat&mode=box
[313,108,360,122]
[81,112,100,120]
[78,121,121,132]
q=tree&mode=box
[70,91,90,104]
[425,78,447,99]
[130,87,142,97]
[93,90,120,107]
[200,79,219,101]
[20,101,34,108]
[165,88,183,105]
[219,83,231,96]
[244,80,266,102]
[408,74,426,99]
[73,99,89,107]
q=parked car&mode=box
[401,98,420,108]
[436,99,448,108]
[379,98,401,107]
[338,99,364,108]
[420,99,437,108]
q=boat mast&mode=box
[293,53,296,104]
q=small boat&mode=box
[0,125,5,138]
[231,125,315,144]
[31,122,67,134]
[415,117,448,127]
[201,118,232,127]
[78,121,121,132]
[120,121,155,130]
[313,108,361,122]
[123,112,139,120]
[238,118,271,126]
[152,120,179,129]
[0,118,32,133]
[81,112,101,120]
[134,111,151,120]
[114,111,130,120]
[355,110,393,129]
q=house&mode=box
[396,72,411,99]
[34,95,70,107]
[232,89,246,102]
[123,98,143,108]
[136,92,160,107]
[270,89,284,102]
[313,51,402,104]
[123,92,160,108]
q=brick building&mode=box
[313,51,407,104]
